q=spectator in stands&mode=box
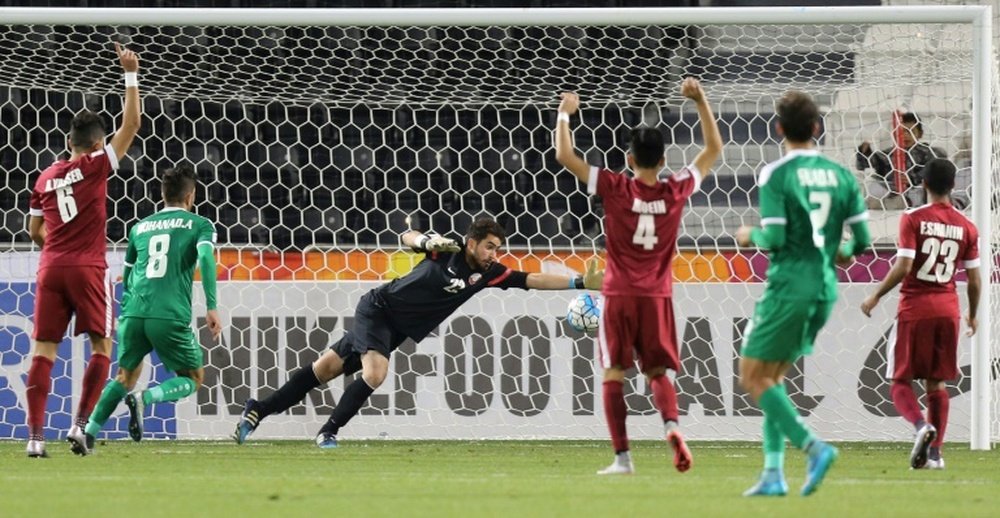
[856,112,947,209]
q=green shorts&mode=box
[741,294,835,363]
[117,317,203,372]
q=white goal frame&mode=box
[1,5,993,449]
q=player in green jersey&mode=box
[734,91,871,497]
[80,164,222,452]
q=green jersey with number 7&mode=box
[757,149,868,301]
[121,207,217,322]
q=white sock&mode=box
[616,450,632,465]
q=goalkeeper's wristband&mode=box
[570,276,585,289]
[557,112,570,124]
[124,72,138,88]
[414,234,430,251]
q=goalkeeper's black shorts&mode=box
[329,291,408,376]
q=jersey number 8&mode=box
[146,234,171,279]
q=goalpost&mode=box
[0,6,994,448]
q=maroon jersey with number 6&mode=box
[29,144,119,269]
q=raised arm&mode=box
[554,92,591,185]
[107,42,141,162]
[681,78,722,178]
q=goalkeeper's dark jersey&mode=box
[371,250,529,341]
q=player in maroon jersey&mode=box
[24,42,142,458]
[555,78,722,474]
[861,158,980,470]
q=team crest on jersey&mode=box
[469,273,483,285]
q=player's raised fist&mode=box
[558,92,580,116]
[115,41,139,72]
[680,77,705,103]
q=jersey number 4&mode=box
[915,237,959,283]
[632,214,658,250]
[146,234,171,279]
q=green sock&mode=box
[758,384,815,450]
[85,380,128,437]
[143,377,197,405]
[763,414,785,470]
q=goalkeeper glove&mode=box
[415,234,461,253]
[582,258,604,290]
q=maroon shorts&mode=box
[887,317,960,381]
[597,295,679,372]
[33,266,113,342]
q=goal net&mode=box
[0,6,995,444]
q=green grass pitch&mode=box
[2,440,998,516]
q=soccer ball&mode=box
[566,293,601,335]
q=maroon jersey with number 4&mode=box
[895,202,979,321]
[29,144,119,269]
[587,165,701,297]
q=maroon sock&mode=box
[602,381,629,453]
[927,389,949,448]
[890,380,924,429]
[75,353,110,428]
[649,374,679,424]
[26,356,54,441]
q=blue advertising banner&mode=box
[0,283,177,440]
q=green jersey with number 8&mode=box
[757,149,867,301]
[122,207,216,321]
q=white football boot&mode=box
[67,424,91,456]
[924,457,945,470]
[597,451,634,475]
[26,439,48,458]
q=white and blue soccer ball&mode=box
[567,293,601,335]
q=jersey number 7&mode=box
[808,191,832,248]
